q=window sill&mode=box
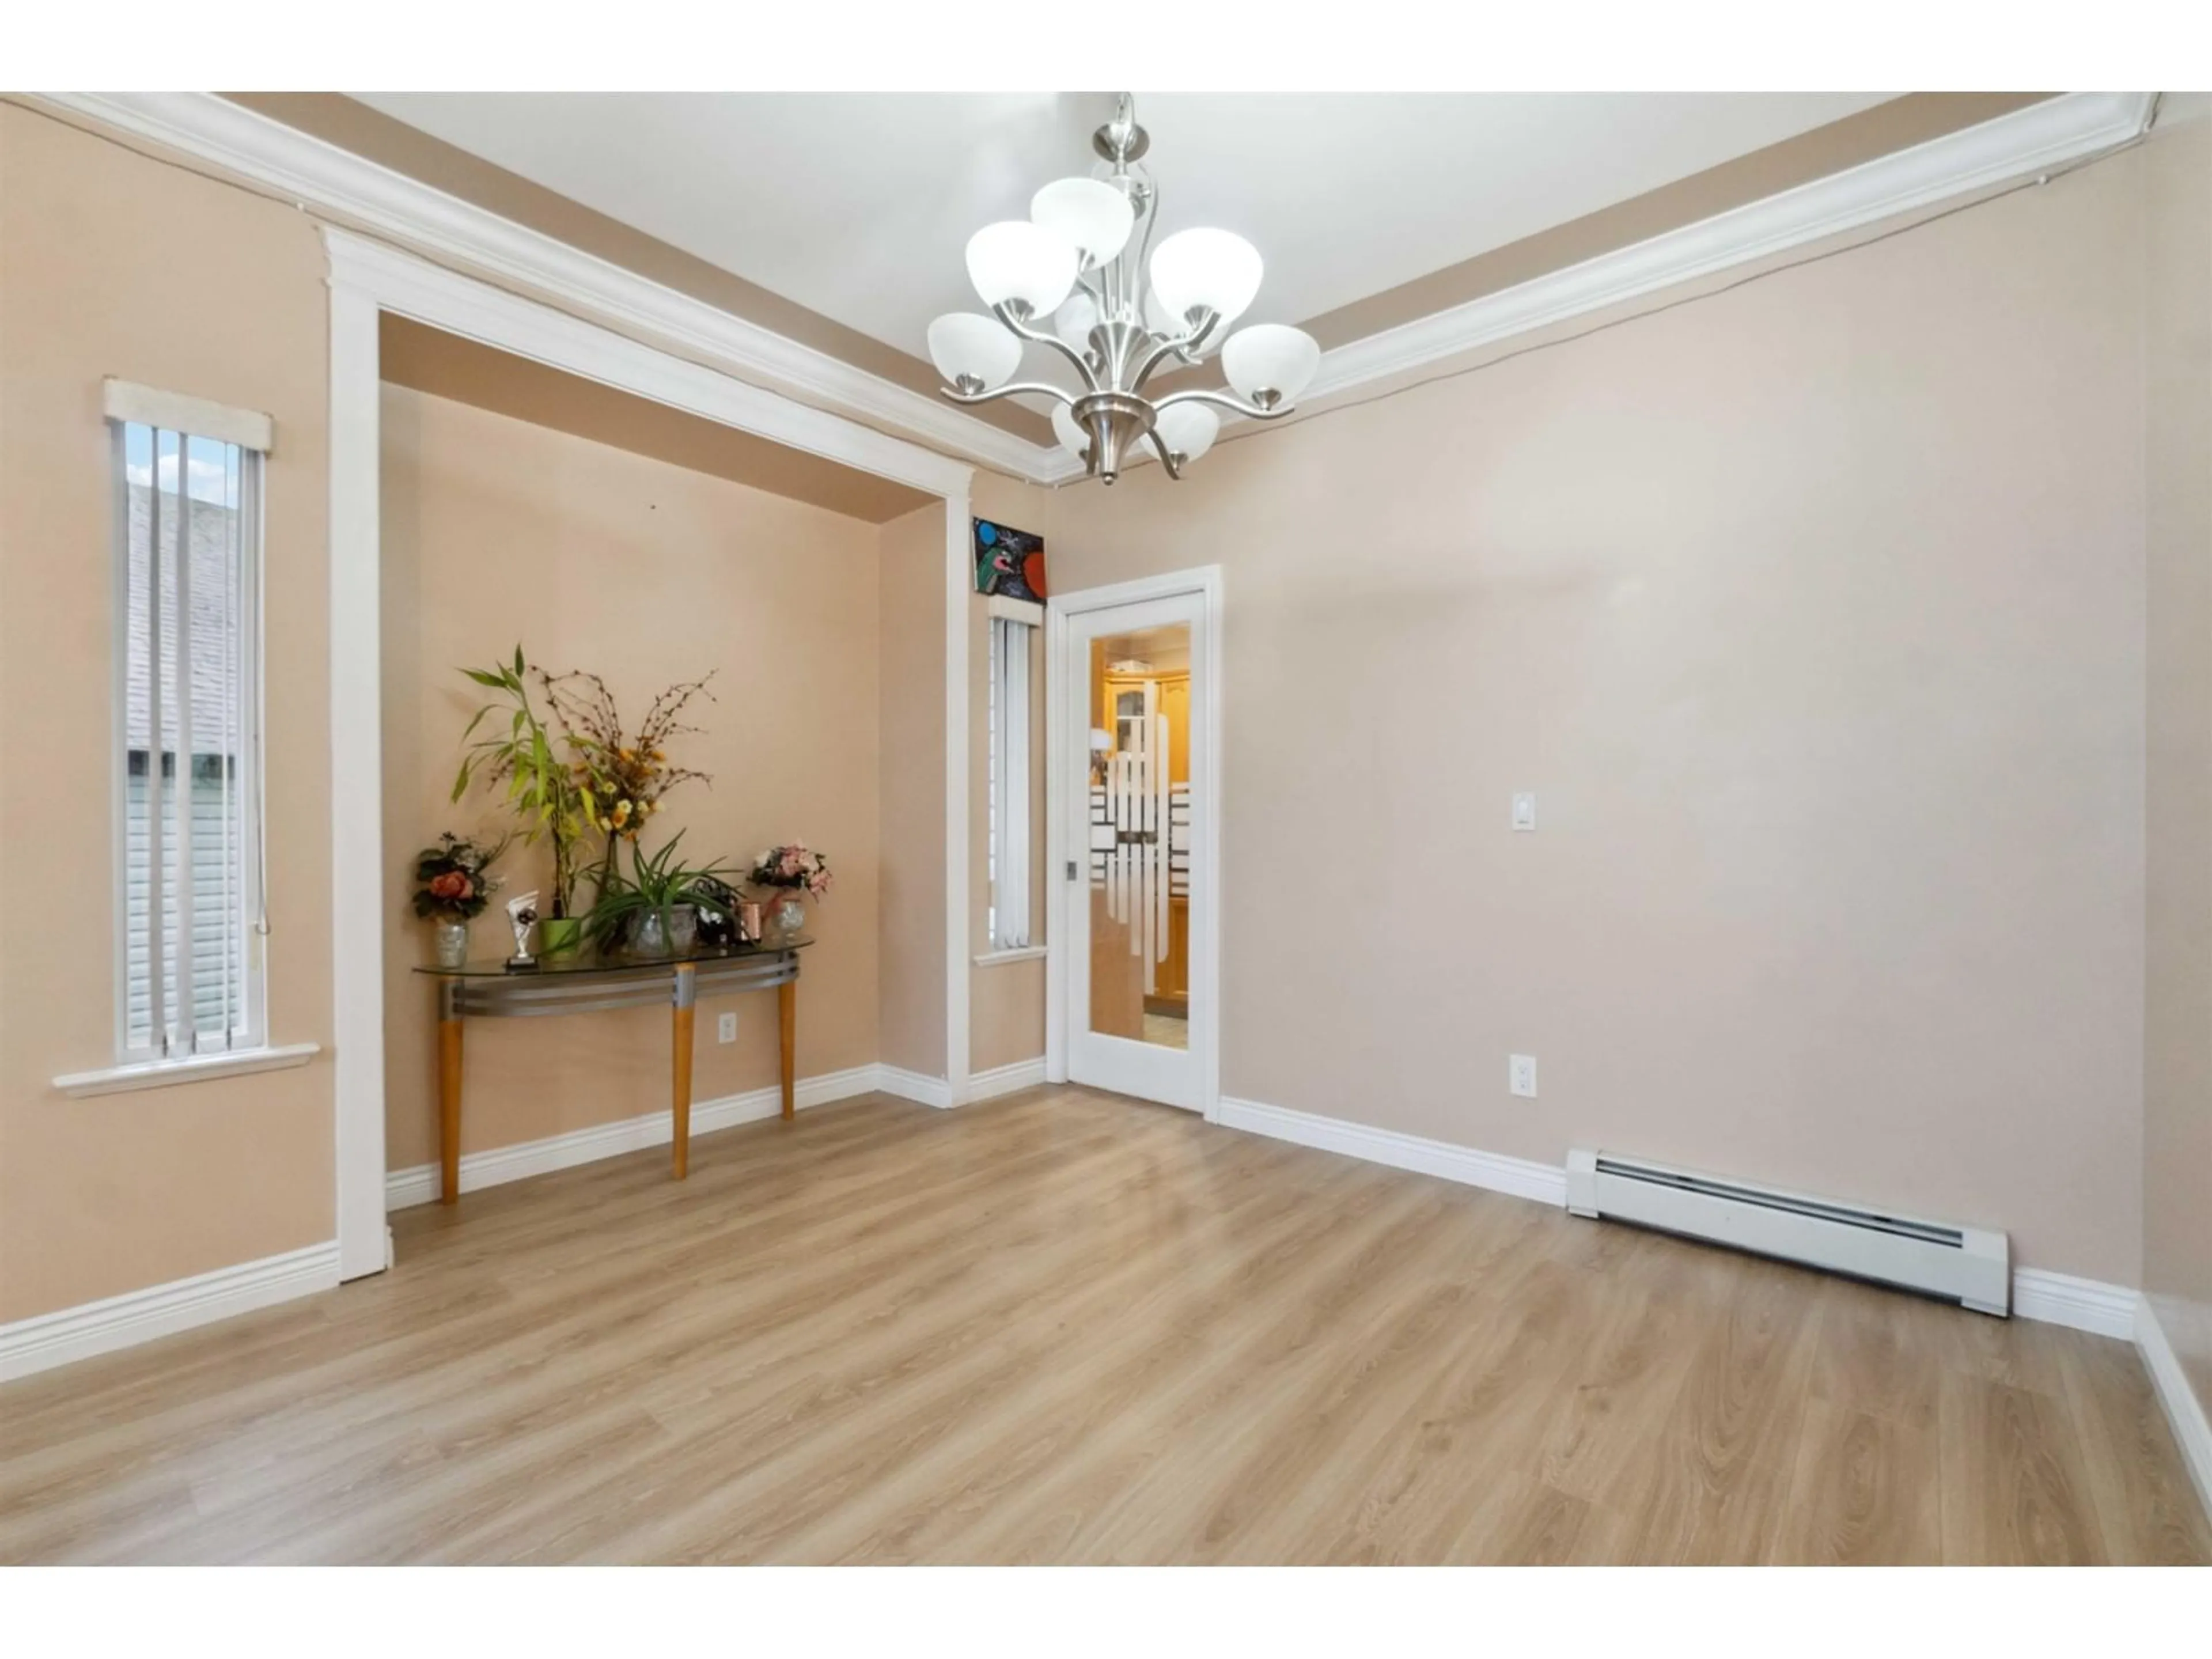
[54,1043,321,1099]
[973,945,1048,967]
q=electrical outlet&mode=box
[718,1012,738,1044]
[1512,792,1537,831]
[1509,1054,1537,1098]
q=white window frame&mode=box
[105,381,270,1068]
[986,595,1041,955]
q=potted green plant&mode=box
[451,647,594,954]
[585,832,736,958]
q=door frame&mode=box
[1044,565,1222,1118]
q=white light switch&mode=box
[1510,1054,1538,1098]
[1512,793,1537,831]
[718,1012,738,1044]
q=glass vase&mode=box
[434,920,469,969]
[630,909,668,957]
[772,893,807,940]
[667,903,698,955]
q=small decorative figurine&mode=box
[505,890,541,972]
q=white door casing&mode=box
[1045,567,1222,1116]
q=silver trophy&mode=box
[505,890,541,971]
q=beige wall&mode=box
[380,383,884,1172]
[2143,98,2212,1420]
[1028,153,2152,1283]
[877,502,948,1078]
[0,107,335,1321]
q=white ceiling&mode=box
[354,92,1893,359]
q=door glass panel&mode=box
[1088,623,1192,1048]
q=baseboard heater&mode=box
[1565,1148,2009,1316]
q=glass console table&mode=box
[415,937,813,1207]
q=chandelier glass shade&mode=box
[927,94,1320,483]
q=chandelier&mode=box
[926,95,1320,484]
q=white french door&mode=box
[1049,571,1218,1113]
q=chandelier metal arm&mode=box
[1127,308,1222,393]
[1150,387,1296,422]
[943,379,1081,409]
[1145,430,1185,480]
[990,301,1102,393]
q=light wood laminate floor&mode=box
[2,1086,2206,1565]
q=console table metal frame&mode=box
[426,947,802,1206]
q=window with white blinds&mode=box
[111,395,267,1063]
[988,614,1034,950]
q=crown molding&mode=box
[1300,91,2156,406]
[28,90,2150,490]
[27,90,1073,484]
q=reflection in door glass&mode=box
[1088,624,1191,1048]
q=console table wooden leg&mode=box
[438,988,463,1207]
[672,963,697,1180]
[779,978,796,1122]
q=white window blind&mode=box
[988,615,1034,950]
[112,402,267,1062]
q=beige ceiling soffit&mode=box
[380,314,935,524]
[1298,91,2154,409]
[1302,94,2052,354]
[1099,89,2156,474]
[25,90,1070,486]
[221,92,1048,452]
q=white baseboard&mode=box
[2010,1267,2139,1339]
[0,1240,340,1382]
[384,1062,888,1210]
[968,1057,1047,1102]
[1211,1095,1569,1209]
[2136,1295,2212,1524]
[1207,1096,2146,1341]
[875,1063,956,1110]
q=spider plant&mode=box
[583,832,734,955]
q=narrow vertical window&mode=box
[108,381,270,1062]
[988,609,1035,950]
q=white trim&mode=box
[320,230,975,1283]
[0,1240,339,1382]
[877,1063,958,1111]
[324,231,974,499]
[32,94,2150,490]
[1214,1096,1569,1209]
[101,377,272,453]
[974,945,1048,966]
[2010,1267,2139,1340]
[1044,566,1223,1118]
[968,1058,1048,1101]
[54,1041,319,1099]
[986,594,1046,625]
[328,274,387,1284]
[1298,92,2157,410]
[944,498,972,1105]
[2137,1296,2212,1524]
[34,92,1068,486]
[384,1064,887,1210]
[1209,1095,2154,1342]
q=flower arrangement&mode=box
[750,844,832,901]
[411,832,509,922]
[539,667,715,856]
